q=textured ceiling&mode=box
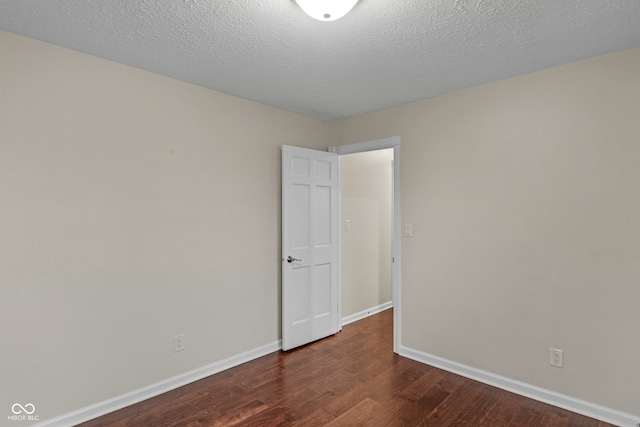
[1,0,640,121]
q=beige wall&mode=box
[0,30,328,421]
[341,149,393,318]
[330,47,640,415]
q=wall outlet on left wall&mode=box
[174,334,185,352]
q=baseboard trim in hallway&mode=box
[341,301,393,326]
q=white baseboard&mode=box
[400,346,639,427]
[341,301,393,326]
[35,340,282,427]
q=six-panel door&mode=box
[282,145,339,351]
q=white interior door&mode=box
[282,145,339,351]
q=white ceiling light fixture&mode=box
[294,0,359,21]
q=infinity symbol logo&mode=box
[12,403,35,415]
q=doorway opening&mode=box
[330,137,401,353]
[340,148,393,325]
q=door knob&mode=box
[287,256,301,263]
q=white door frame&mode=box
[329,136,401,354]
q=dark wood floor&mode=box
[79,309,614,426]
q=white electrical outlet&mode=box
[550,348,563,368]
[174,334,185,352]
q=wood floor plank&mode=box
[506,397,549,427]
[322,358,425,417]
[210,399,268,427]
[416,381,484,426]
[324,398,379,427]
[539,405,573,427]
[430,381,502,426]
[396,386,452,425]
[351,396,414,427]
[477,393,520,427]
[568,411,602,427]
[395,366,449,402]
[368,363,430,403]
[236,405,290,427]
[288,408,335,426]
[78,308,617,427]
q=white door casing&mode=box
[282,145,339,351]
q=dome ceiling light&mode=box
[294,0,360,21]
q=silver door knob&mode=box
[287,256,301,263]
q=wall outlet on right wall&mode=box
[550,347,563,368]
